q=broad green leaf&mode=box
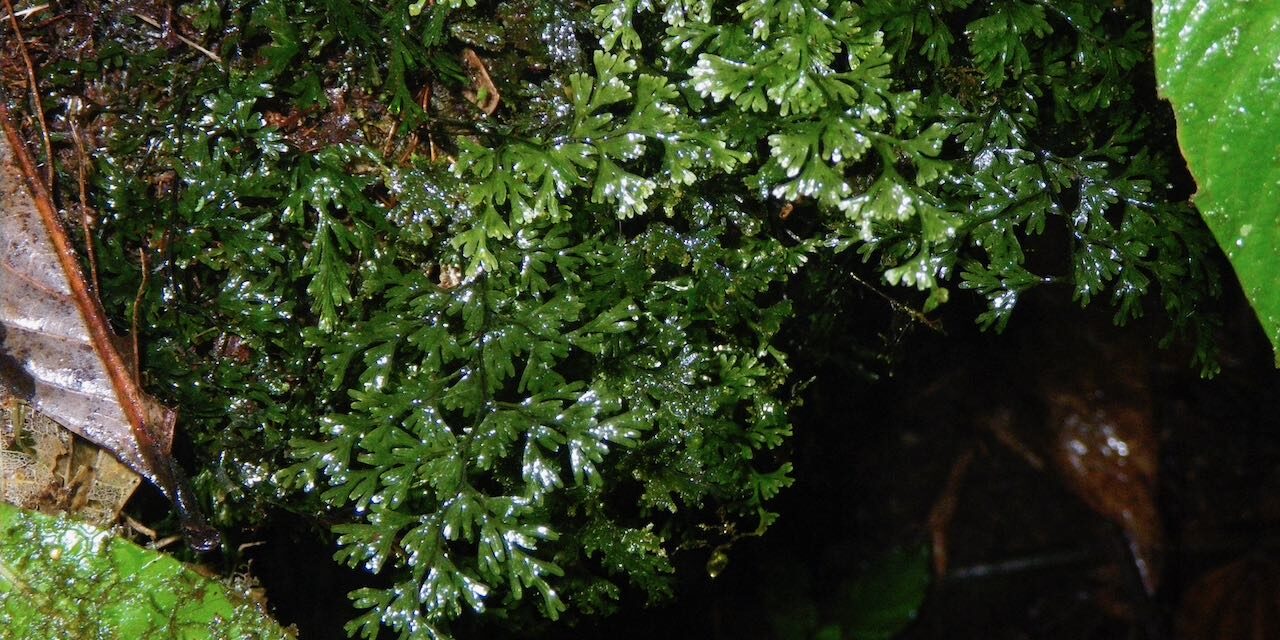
[0,503,291,639]
[840,544,930,640]
[1153,2,1280,362]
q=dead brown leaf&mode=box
[0,104,218,551]
[462,48,501,115]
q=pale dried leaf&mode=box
[0,110,217,551]
[0,123,166,477]
[0,399,140,526]
[462,48,501,115]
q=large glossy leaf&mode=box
[1153,2,1280,362]
[0,503,291,638]
[840,545,930,640]
[0,106,217,549]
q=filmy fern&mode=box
[8,0,1223,638]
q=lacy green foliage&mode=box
[280,145,807,637]
[0,504,289,639]
[14,0,1224,638]
[856,0,1221,371]
[52,0,804,636]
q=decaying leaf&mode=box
[1041,319,1163,596]
[0,105,218,551]
[1,398,140,525]
[462,48,501,115]
[1176,554,1280,639]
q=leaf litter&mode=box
[0,104,218,552]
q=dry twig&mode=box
[131,248,150,387]
[849,272,944,333]
[927,446,976,577]
[70,119,101,294]
[2,0,53,186]
[462,48,501,115]
[130,11,221,63]
[124,513,158,540]
[0,2,47,22]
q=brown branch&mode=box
[849,272,945,333]
[70,120,101,294]
[130,11,221,63]
[2,0,53,187]
[927,446,976,577]
[0,3,47,22]
[131,248,149,388]
[462,48,500,115]
[947,548,1093,580]
[0,103,219,552]
[980,406,1046,470]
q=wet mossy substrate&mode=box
[0,1,1269,637]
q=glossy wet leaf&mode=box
[840,544,930,640]
[0,503,290,639]
[1153,1,1280,362]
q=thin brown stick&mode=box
[461,48,500,115]
[380,123,398,157]
[0,3,48,22]
[124,513,158,540]
[927,446,976,578]
[2,0,53,186]
[131,248,150,388]
[149,534,182,550]
[947,548,1093,580]
[70,120,101,294]
[397,86,431,164]
[849,272,944,333]
[981,406,1046,470]
[130,11,221,62]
